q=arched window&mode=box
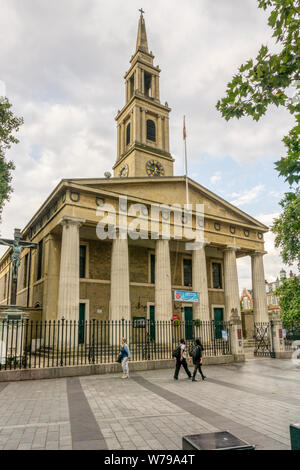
[146,119,156,142]
[126,123,131,146]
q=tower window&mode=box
[146,120,156,142]
[129,75,134,98]
[144,72,152,97]
[126,123,131,146]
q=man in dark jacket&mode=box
[174,339,192,380]
[190,338,206,382]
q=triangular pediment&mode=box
[68,176,268,231]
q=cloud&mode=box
[230,185,265,207]
[0,0,294,264]
[210,171,222,185]
[237,212,299,291]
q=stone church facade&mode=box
[0,13,269,327]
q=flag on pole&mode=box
[183,116,187,140]
[183,115,189,205]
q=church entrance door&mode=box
[79,303,86,344]
[214,307,224,339]
[149,305,155,341]
[184,307,193,340]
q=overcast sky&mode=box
[0,0,298,290]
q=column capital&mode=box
[250,250,268,257]
[59,216,86,227]
[224,245,240,252]
[186,240,210,251]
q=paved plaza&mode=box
[0,358,299,450]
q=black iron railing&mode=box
[0,319,231,370]
[254,322,275,358]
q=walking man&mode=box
[190,338,206,382]
[174,338,192,380]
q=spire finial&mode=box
[136,9,148,53]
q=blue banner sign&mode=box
[174,290,199,303]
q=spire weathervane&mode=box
[139,8,145,16]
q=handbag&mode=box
[117,353,122,364]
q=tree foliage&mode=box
[216,1,300,267]
[275,276,300,323]
[0,96,23,221]
[272,188,300,268]
[216,0,300,185]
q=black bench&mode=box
[182,431,254,450]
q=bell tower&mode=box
[113,10,174,178]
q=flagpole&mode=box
[183,116,189,205]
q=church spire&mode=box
[136,9,149,53]
[113,11,174,178]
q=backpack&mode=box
[172,345,181,359]
[189,345,198,359]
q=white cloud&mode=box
[210,171,222,185]
[230,185,265,207]
[237,212,299,291]
[0,0,293,265]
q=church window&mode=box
[23,253,29,288]
[80,245,87,279]
[126,123,131,146]
[183,259,192,287]
[150,254,155,284]
[212,262,222,289]
[147,119,156,141]
[37,240,43,281]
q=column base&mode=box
[233,354,245,363]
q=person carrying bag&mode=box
[189,338,206,382]
[120,337,131,379]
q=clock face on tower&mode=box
[146,159,165,177]
[119,164,129,178]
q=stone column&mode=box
[224,245,241,321]
[269,311,285,357]
[110,237,130,322]
[120,122,125,154]
[155,239,172,322]
[57,217,85,321]
[126,80,130,102]
[164,117,170,152]
[135,106,140,142]
[141,109,146,143]
[151,74,156,99]
[117,124,121,158]
[251,251,269,323]
[157,116,162,149]
[141,69,145,94]
[155,75,160,100]
[229,310,245,361]
[43,234,60,322]
[192,242,210,321]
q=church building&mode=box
[0,12,269,329]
